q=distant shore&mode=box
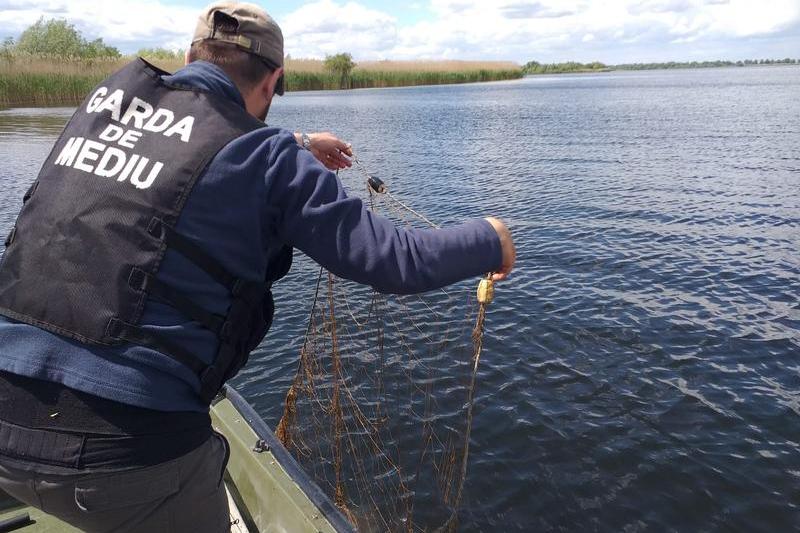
[0,55,523,108]
[523,58,800,76]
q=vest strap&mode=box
[141,272,226,336]
[4,227,15,248]
[106,318,207,376]
[22,180,38,203]
[198,363,224,404]
[148,218,239,292]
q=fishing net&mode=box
[275,158,494,532]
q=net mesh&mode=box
[275,161,491,532]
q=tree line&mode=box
[0,18,185,61]
[614,58,799,70]
[523,61,608,74]
[523,58,800,75]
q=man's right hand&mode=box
[295,131,353,171]
[484,217,516,281]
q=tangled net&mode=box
[275,159,494,532]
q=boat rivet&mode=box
[253,439,270,453]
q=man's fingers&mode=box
[333,152,352,168]
[334,140,352,155]
[491,270,509,282]
[484,217,515,282]
[322,152,351,171]
[324,155,339,171]
[336,141,353,156]
[324,150,351,169]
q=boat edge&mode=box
[219,385,356,533]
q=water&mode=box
[1,66,799,531]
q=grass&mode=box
[0,54,523,107]
[0,55,126,107]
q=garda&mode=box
[86,87,195,143]
[49,87,198,190]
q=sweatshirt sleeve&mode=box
[266,133,502,295]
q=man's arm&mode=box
[267,134,514,294]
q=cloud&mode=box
[1,0,798,63]
[628,0,694,15]
[0,0,197,51]
[386,0,800,62]
[500,2,577,19]
[281,0,398,58]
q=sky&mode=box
[0,0,798,64]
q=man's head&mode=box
[188,2,285,120]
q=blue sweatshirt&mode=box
[0,61,502,412]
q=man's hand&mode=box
[296,131,353,171]
[484,217,516,281]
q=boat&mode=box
[0,385,355,533]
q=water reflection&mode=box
[0,107,74,138]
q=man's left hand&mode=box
[297,132,353,171]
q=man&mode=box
[0,2,515,532]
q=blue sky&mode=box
[1,0,798,64]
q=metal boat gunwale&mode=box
[216,385,356,533]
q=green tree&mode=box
[15,18,119,58]
[0,37,13,63]
[82,38,120,58]
[522,60,541,73]
[137,47,184,60]
[324,52,356,89]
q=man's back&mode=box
[0,59,504,412]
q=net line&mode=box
[275,156,494,531]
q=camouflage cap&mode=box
[193,2,285,94]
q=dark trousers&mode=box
[0,425,231,533]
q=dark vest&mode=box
[0,59,291,403]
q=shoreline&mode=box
[524,63,800,76]
[0,57,523,108]
[3,59,796,109]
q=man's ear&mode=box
[265,66,284,97]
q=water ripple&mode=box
[1,66,799,531]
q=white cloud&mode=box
[277,0,800,62]
[0,0,197,51]
[1,0,798,62]
[281,0,398,59]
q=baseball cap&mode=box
[192,2,285,95]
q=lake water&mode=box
[1,66,799,531]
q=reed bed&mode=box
[357,59,520,72]
[1,55,116,107]
[285,59,523,91]
[0,54,522,107]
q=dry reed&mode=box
[0,54,522,107]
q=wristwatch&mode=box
[301,132,312,150]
